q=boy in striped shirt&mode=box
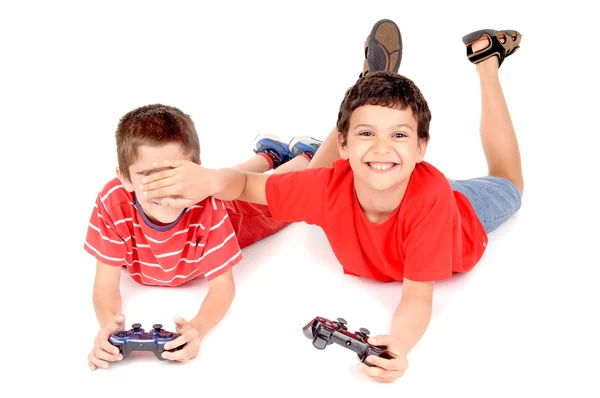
[85,103,321,370]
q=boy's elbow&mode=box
[240,173,269,205]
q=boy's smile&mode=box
[339,104,427,221]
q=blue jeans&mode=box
[447,176,522,234]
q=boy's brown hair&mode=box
[116,104,200,181]
[336,71,432,146]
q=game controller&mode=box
[302,316,393,366]
[109,323,186,361]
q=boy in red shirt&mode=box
[84,103,322,370]
[140,24,524,383]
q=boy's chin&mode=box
[145,208,182,225]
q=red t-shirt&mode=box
[265,159,488,282]
[84,178,243,286]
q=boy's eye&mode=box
[394,133,407,138]
[359,131,373,136]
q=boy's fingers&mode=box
[162,344,190,361]
[141,169,180,190]
[143,186,180,200]
[164,331,194,351]
[100,340,121,356]
[89,353,109,370]
[361,363,384,378]
[365,355,395,370]
[368,335,404,356]
[160,197,194,208]
[114,315,125,329]
[173,314,189,327]
[95,347,122,362]
[361,363,404,382]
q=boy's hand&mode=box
[359,334,409,383]
[140,159,214,208]
[161,315,202,362]
[88,314,126,371]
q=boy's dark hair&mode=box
[116,104,200,181]
[336,71,432,146]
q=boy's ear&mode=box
[415,138,429,163]
[337,131,349,160]
[115,167,135,192]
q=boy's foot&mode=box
[289,136,323,161]
[253,134,292,169]
[462,29,521,68]
[359,19,403,78]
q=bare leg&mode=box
[473,39,524,196]
[273,156,309,174]
[232,155,271,173]
[307,126,341,169]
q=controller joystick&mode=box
[302,316,393,367]
[109,323,186,361]
[356,327,370,340]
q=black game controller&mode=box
[109,323,186,361]
[302,316,393,366]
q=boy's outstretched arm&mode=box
[89,260,125,370]
[161,269,236,362]
[140,160,268,207]
[361,278,433,383]
[92,260,123,328]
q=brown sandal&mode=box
[462,29,521,68]
[360,19,403,78]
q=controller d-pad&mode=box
[115,331,130,338]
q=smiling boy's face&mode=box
[117,143,194,225]
[338,104,427,195]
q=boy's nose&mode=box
[373,138,391,153]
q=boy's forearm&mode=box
[190,282,236,340]
[390,296,432,355]
[209,168,248,201]
[93,288,122,328]
[209,168,268,205]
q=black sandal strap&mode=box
[466,32,508,67]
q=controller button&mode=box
[153,324,163,332]
[132,323,142,332]
[335,318,347,329]
[159,332,173,338]
[359,327,370,336]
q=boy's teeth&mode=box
[368,162,395,170]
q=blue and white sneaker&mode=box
[289,136,323,160]
[253,134,292,169]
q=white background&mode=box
[1,0,599,396]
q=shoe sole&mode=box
[253,133,288,154]
[365,19,403,74]
[288,135,321,149]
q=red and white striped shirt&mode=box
[84,178,243,286]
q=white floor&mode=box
[2,1,599,396]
